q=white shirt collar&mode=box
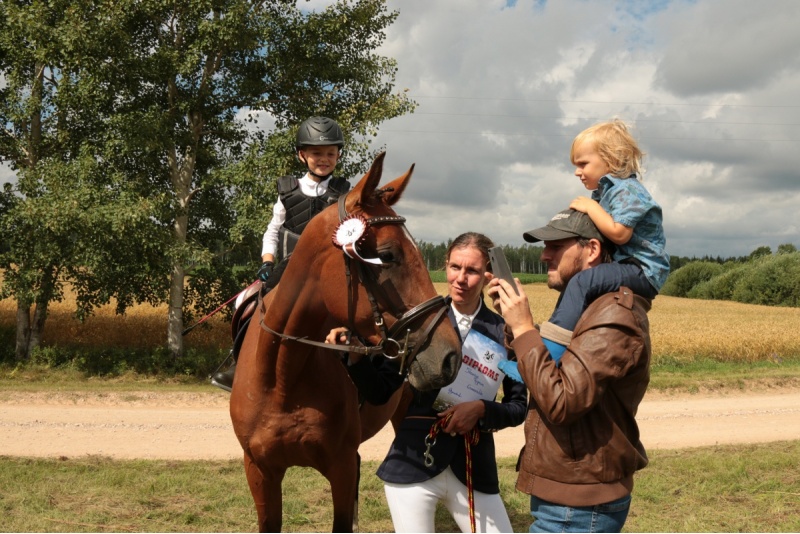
[451,300,481,338]
[298,173,330,196]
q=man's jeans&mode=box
[529,494,631,533]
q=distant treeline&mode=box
[422,241,800,307]
[667,243,799,272]
[419,241,798,275]
[420,242,549,274]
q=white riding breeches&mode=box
[383,466,513,533]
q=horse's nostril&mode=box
[442,350,460,380]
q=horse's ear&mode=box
[381,163,414,207]
[347,152,385,211]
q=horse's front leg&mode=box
[326,450,360,533]
[244,454,285,533]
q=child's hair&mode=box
[571,119,644,179]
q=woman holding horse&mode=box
[330,232,527,533]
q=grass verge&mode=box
[3,356,800,397]
[1,441,798,532]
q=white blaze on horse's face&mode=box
[402,226,420,251]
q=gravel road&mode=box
[2,387,799,461]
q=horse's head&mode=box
[288,152,461,391]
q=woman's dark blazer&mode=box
[346,297,528,494]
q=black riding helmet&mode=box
[295,116,345,150]
[296,116,345,179]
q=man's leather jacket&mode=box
[511,286,652,507]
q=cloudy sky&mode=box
[3,0,797,259]
[354,0,800,259]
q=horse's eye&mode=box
[379,251,396,265]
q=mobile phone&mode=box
[488,246,519,295]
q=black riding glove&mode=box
[256,261,274,282]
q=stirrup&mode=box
[211,364,235,392]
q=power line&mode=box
[378,128,800,142]
[408,95,800,109]
[407,111,800,128]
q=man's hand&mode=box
[486,277,536,339]
[256,261,274,282]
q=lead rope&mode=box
[424,413,481,533]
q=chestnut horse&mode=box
[230,152,462,532]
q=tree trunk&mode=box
[166,146,192,358]
[14,303,32,362]
[14,297,48,361]
[167,261,185,358]
[12,62,48,362]
[30,298,47,352]
[164,53,207,357]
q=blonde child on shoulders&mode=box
[529,119,669,364]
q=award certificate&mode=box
[433,329,508,412]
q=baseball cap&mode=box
[523,209,606,243]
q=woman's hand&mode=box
[438,400,486,435]
[325,327,365,364]
[325,327,349,345]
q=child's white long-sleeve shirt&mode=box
[261,173,334,257]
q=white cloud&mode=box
[362,0,800,258]
[1,162,15,186]
[654,0,800,96]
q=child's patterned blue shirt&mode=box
[592,174,670,290]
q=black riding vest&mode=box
[276,175,350,259]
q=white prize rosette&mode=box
[332,214,385,265]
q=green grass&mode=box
[648,356,800,393]
[3,357,799,396]
[1,441,798,532]
[0,365,217,395]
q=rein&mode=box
[423,414,481,533]
[258,190,448,373]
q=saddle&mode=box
[230,259,289,358]
[230,283,262,359]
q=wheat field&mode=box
[1,283,798,362]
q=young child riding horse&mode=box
[211,116,351,391]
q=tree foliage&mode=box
[0,0,135,360]
[687,263,749,302]
[660,261,725,298]
[730,253,800,307]
[663,248,800,307]
[0,0,415,359]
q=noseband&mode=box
[259,191,448,374]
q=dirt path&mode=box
[1,388,799,461]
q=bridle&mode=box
[259,190,449,374]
